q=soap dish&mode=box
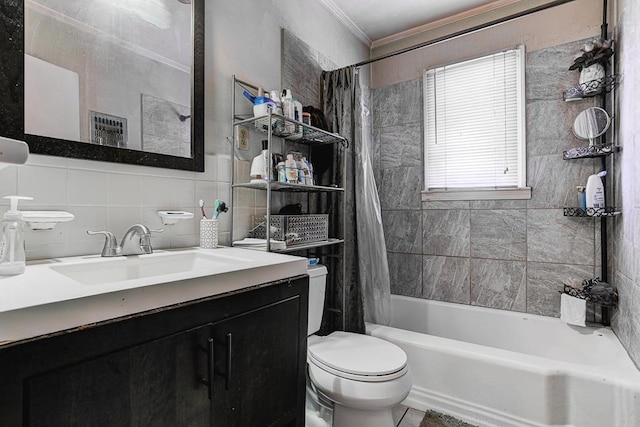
[22,211,75,230]
[157,210,194,225]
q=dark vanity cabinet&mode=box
[0,275,308,427]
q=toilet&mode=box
[306,265,412,427]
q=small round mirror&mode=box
[572,107,611,142]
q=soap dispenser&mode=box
[0,196,32,276]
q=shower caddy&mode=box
[561,0,618,325]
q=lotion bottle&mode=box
[0,196,32,276]
[585,171,607,208]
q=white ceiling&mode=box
[320,0,513,46]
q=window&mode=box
[423,46,529,200]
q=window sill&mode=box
[421,187,532,201]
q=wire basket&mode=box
[250,214,329,246]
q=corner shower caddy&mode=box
[229,75,347,255]
[561,4,618,324]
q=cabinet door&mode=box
[211,296,302,427]
[26,325,213,427]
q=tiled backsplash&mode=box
[0,154,232,260]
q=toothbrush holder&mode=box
[199,218,218,249]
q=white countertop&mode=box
[0,247,308,345]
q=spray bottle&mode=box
[0,196,33,275]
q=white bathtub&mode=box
[366,295,640,427]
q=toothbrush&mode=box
[213,199,220,219]
[215,201,228,220]
[199,199,207,219]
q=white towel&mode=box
[560,293,587,327]
[232,238,286,251]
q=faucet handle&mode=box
[149,228,164,234]
[87,230,121,257]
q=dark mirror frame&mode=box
[0,0,204,172]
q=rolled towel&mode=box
[560,293,586,327]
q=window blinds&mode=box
[424,47,524,190]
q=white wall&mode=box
[205,0,369,155]
[611,0,640,366]
[1,0,368,261]
[371,0,606,88]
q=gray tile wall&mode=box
[610,0,640,367]
[373,39,603,318]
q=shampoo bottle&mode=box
[289,98,303,140]
[0,196,32,276]
[585,171,607,208]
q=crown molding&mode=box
[372,0,523,48]
[317,0,372,47]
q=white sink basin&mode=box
[50,251,251,286]
[0,247,308,344]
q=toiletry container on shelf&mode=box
[585,171,607,208]
[306,264,412,427]
[0,196,32,275]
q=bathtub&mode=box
[366,295,640,427]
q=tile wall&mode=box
[0,154,236,261]
[372,39,603,317]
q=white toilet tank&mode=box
[307,264,327,336]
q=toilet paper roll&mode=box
[560,293,586,327]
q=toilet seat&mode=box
[308,332,408,382]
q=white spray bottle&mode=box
[585,171,607,209]
[0,196,32,275]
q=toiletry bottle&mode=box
[0,196,32,276]
[302,157,313,185]
[285,154,298,184]
[585,171,607,208]
[289,98,303,140]
[277,162,287,183]
[269,90,284,133]
[260,139,270,180]
[281,89,295,135]
[249,140,269,182]
[293,152,307,184]
[576,186,586,209]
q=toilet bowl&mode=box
[306,265,412,427]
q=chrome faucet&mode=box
[120,224,154,256]
[87,224,163,257]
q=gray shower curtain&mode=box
[319,67,391,333]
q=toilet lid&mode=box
[308,331,407,378]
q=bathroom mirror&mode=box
[572,107,611,143]
[0,0,204,172]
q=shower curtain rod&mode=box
[351,0,576,69]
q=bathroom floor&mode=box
[392,405,477,427]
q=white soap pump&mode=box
[0,196,33,276]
